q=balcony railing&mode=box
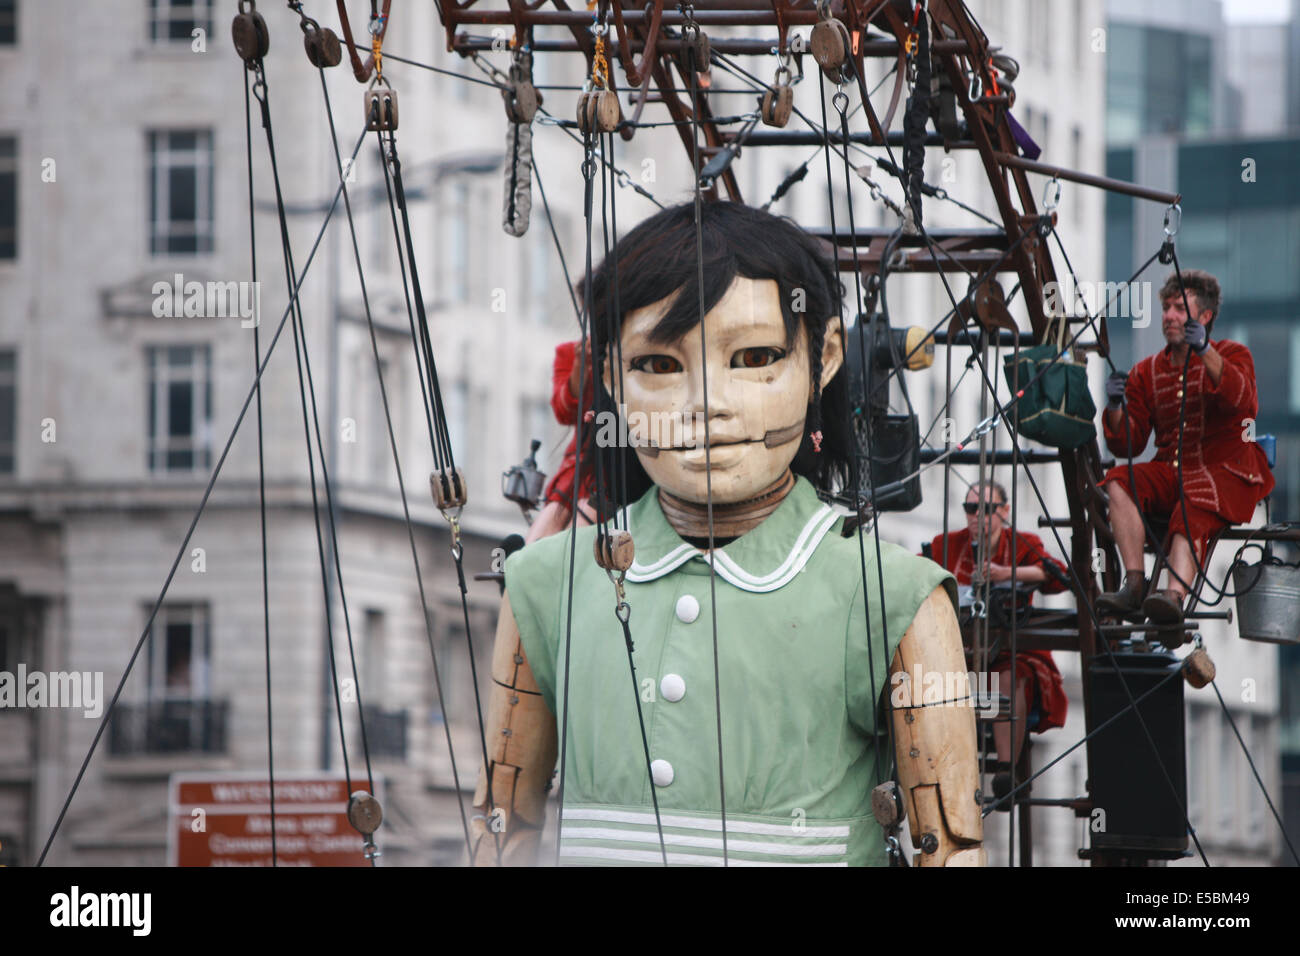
[360,705,408,760]
[108,698,229,755]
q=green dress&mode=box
[505,475,956,866]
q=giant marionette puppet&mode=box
[471,201,984,866]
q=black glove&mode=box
[1105,370,1128,408]
[1184,319,1209,355]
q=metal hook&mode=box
[832,89,849,113]
[1043,176,1061,213]
[1164,203,1182,239]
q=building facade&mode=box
[0,0,649,865]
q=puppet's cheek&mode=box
[737,368,811,434]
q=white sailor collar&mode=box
[622,476,841,594]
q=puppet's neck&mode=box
[658,470,796,545]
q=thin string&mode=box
[819,70,888,796]
[35,128,368,866]
[688,38,730,867]
[379,123,498,859]
[317,69,475,859]
[254,68,370,798]
[242,60,277,867]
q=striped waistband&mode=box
[559,805,854,866]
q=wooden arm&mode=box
[889,585,986,867]
[469,591,558,866]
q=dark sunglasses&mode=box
[963,501,1004,515]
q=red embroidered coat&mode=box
[1102,340,1274,523]
[926,528,1068,733]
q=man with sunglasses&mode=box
[925,481,1071,793]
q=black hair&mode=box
[578,200,853,510]
[969,480,1009,507]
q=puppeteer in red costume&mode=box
[526,340,597,543]
[1097,270,1274,626]
[926,482,1070,752]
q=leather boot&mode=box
[1096,571,1146,616]
[1142,588,1186,626]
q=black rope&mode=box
[596,123,667,862]
[818,20,1211,858]
[315,68,476,859]
[35,127,369,867]
[819,71,889,796]
[553,129,600,865]
[943,300,1212,865]
[1209,679,1300,865]
[242,61,277,867]
[253,68,374,802]
[688,29,731,866]
[530,155,583,323]
[378,123,500,860]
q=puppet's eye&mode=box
[732,347,786,369]
[630,354,683,374]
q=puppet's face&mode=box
[608,276,843,505]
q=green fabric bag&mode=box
[1002,318,1097,449]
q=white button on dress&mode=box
[675,594,700,623]
[660,673,686,702]
[650,759,675,787]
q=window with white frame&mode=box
[0,349,13,474]
[366,355,396,485]
[148,0,212,43]
[146,603,211,701]
[439,180,470,303]
[0,136,16,259]
[146,345,213,473]
[148,130,213,255]
[444,379,470,464]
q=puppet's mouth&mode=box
[639,421,803,457]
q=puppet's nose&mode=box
[682,362,738,422]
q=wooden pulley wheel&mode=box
[870,781,903,827]
[347,791,384,836]
[364,86,399,131]
[231,1,270,64]
[760,68,794,128]
[577,89,622,135]
[430,466,469,510]
[677,28,711,74]
[304,25,343,69]
[810,18,851,73]
[1183,647,1216,689]
[504,80,542,124]
[594,529,635,572]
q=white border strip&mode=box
[562,825,847,857]
[560,846,848,866]
[561,806,850,838]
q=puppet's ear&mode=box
[820,320,845,388]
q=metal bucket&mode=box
[1232,560,1300,645]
